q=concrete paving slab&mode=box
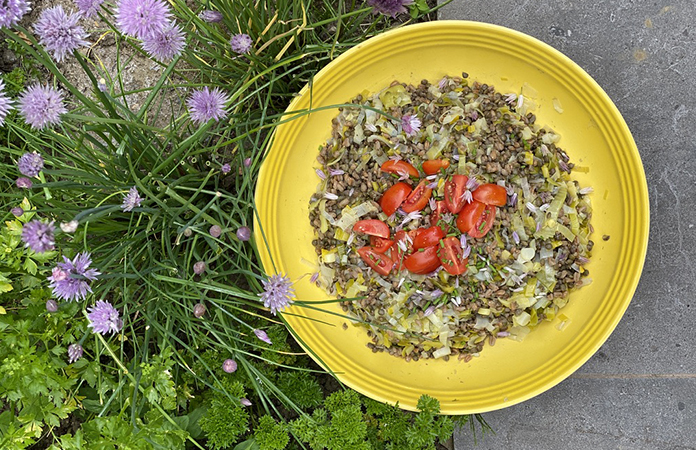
[456,378,696,450]
[439,0,696,447]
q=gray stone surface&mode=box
[458,378,696,449]
[439,0,696,448]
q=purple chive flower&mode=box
[18,84,66,130]
[236,226,251,242]
[512,230,520,244]
[11,207,23,217]
[240,398,252,407]
[230,33,252,54]
[401,114,421,136]
[243,157,251,167]
[193,302,206,318]
[222,358,237,373]
[21,220,55,253]
[86,300,122,335]
[46,299,59,313]
[198,9,222,23]
[121,186,142,212]
[17,152,44,177]
[186,86,230,125]
[508,192,518,208]
[141,22,186,62]
[115,0,171,39]
[259,273,295,315]
[74,0,105,18]
[367,0,413,17]
[462,190,473,204]
[315,168,326,180]
[310,272,319,283]
[0,0,30,29]
[460,234,471,258]
[34,6,89,62]
[67,343,83,363]
[48,252,101,302]
[16,177,32,189]
[209,225,222,238]
[193,261,206,275]
[221,163,231,174]
[0,79,13,125]
[253,329,272,345]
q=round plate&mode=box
[254,21,649,414]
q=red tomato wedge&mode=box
[391,229,418,269]
[468,204,496,238]
[370,236,394,254]
[401,180,432,213]
[352,219,389,239]
[422,159,450,175]
[437,237,469,275]
[456,200,485,234]
[413,226,445,249]
[380,182,412,216]
[472,184,507,206]
[380,160,419,178]
[444,174,468,214]
[404,246,441,274]
[357,247,395,276]
[429,200,448,231]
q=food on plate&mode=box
[308,75,593,362]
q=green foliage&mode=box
[290,389,369,450]
[260,324,296,366]
[139,346,179,410]
[291,391,458,450]
[254,415,289,450]
[0,291,78,450]
[0,198,57,294]
[275,370,324,409]
[0,66,26,96]
[199,380,250,449]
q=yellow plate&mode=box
[254,21,649,414]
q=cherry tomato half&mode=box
[401,180,432,213]
[472,184,507,206]
[380,160,419,178]
[357,247,395,276]
[391,229,418,269]
[444,174,469,214]
[456,200,485,234]
[422,159,450,175]
[413,226,445,249]
[353,219,389,239]
[429,200,448,231]
[437,236,469,275]
[467,204,496,238]
[380,182,412,216]
[404,246,441,274]
[370,236,394,254]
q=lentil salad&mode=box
[308,75,593,362]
